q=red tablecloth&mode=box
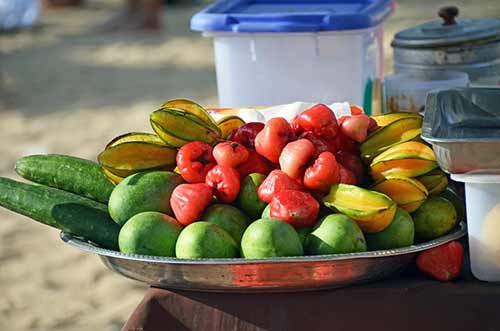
[122,260,500,331]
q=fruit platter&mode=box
[0,99,466,292]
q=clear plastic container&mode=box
[451,173,500,282]
[191,0,394,114]
[383,71,469,114]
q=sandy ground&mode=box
[1,1,499,330]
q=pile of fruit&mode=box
[0,100,462,265]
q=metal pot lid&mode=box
[392,6,500,48]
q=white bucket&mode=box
[451,173,500,282]
[204,27,384,111]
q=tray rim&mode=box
[60,221,466,265]
[421,135,500,143]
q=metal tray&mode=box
[422,88,500,173]
[420,137,500,173]
[60,221,466,293]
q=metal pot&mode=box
[392,6,500,86]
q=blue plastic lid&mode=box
[191,0,394,33]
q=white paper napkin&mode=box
[210,101,353,123]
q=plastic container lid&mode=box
[191,0,395,33]
[392,6,500,48]
[422,88,500,141]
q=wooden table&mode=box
[122,259,500,331]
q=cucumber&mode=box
[15,154,114,203]
[0,177,120,250]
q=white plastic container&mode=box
[384,71,469,114]
[451,173,500,282]
[191,0,394,114]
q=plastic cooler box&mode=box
[191,0,394,113]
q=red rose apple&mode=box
[303,151,340,192]
[205,165,241,203]
[213,141,249,168]
[257,169,303,203]
[236,148,273,178]
[336,150,365,185]
[299,131,337,158]
[291,104,338,138]
[338,164,357,185]
[270,190,319,229]
[339,114,371,143]
[254,117,295,163]
[229,122,265,148]
[416,241,464,282]
[176,141,216,183]
[170,183,213,225]
[279,139,316,179]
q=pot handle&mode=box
[438,6,459,26]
